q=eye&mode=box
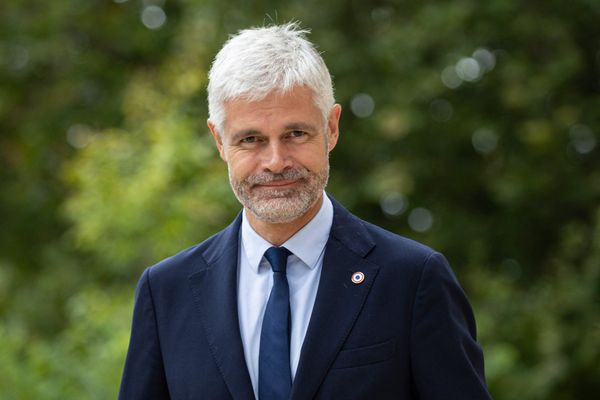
[289,130,307,138]
[240,136,259,144]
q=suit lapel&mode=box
[290,199,380,400]
[188,214,255,400]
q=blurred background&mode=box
[1,0,599,398]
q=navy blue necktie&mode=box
[259,246,292,400]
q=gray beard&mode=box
[229,165,329,224]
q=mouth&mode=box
[254,179,298,189]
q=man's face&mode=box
[208,86,341,224]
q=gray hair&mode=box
[207,22,335,133]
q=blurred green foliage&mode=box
[1,0,599,398]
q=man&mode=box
[119,23,492,399]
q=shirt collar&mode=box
[241,193,334,273]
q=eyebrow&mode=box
[284,122,318,132]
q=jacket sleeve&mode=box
[118,268,171,400]
[409,252,492,400]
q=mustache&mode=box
[246,168,309,185]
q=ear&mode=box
[326,104,342,152]
[207,119,227,161]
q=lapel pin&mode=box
[351,271,365,284]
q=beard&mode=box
[229,164,329,224]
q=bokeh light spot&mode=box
[408,208,434,232]
[441,66,462,89]
[380,192,408,217]
[472,128,499,154]
[67,124,94,149]
[455,57,482,82]
[472,48,496,72]
[141,5,167,30]
[351,93,375,118]
[569,124,596,154]
[371,6,394,22]
[6,45,30,71]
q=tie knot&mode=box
[264,246,291,273]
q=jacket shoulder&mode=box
[330,195,436,269]
[144,213,242,282]
[361,218,436,261]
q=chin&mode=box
[246,195,319,224]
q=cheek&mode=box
[299,146,329,168]
[226,153,258,178]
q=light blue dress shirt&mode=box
[237,194,333,399]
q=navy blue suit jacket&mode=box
[119,197,491,399]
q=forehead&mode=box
[222,86,322,132]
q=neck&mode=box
[246,195,324,246]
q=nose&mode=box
[262,140,292,173]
